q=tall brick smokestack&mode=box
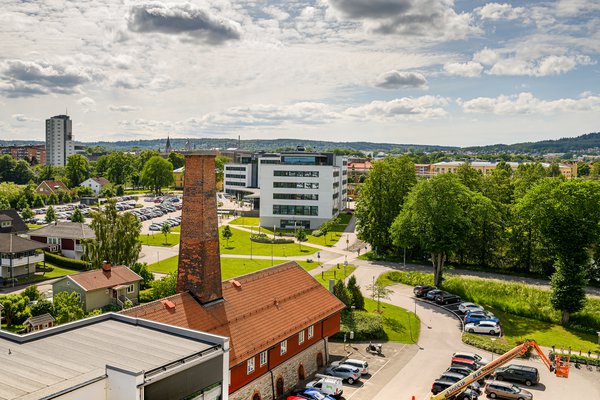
[177,151,223,304]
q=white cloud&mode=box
[488,54,594,76]
[443,61,483,77]
[12,114,38,122]
[77,97,96,113]
[375,71,427,89]
[344,96,449,121]
[462,92,600,115]
[477,3,526,21]
[108,105,142,112]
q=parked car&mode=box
[494,364,540,386]
[452,352,489,366]
[305,377,343,397]
[458,302,485,314]
[290,389,335,400]
[324,365,361,384]
[435,292,461,305]
[451,357,481,371]
[330,359,369,375]
[484,381,533,399]
[425,289,444,300]
[414,285,436,297]
[438,372,481,394]
[431,380,480,399]
[445,365,486,385]
[464,311,499,324]
[465,320,501,335]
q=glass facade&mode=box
[273,193,319,201]
[273,182,319,189]
[273,205,318,216]
[273,170,319,177]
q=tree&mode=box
[168,152,185,169]
[83,201,142,267]
[215,155,230,184]
[47,192,59,205]
[106,152,136,185]
[295,228,307,251]
[22,285,41,302]
[30,299,55,317]
[33,195,45,208]
[131,262,155,290]
[38,165,55,181]
[366,282,392,313]
[221,225,232,247]
[12,160,35,184]
[456,162,482,192]
[355,156,417,253]
[513,163,547,200]
[0,196,10,209]
[16,196,28,211]
[0,294,30,327]
[65,154,90,187]
[161,222,171,244]
[518,179,600,323]
[71,208,84,222]
[140,156,174,194]
[21,206,34,220]
[390,173,491,287]
[54,291,85,324]
[577,162,590,177]
[332,280,352,308]
[115,184,125,196]
[547,162,562,178]
[151,272,177,300]
[347,275,365,310]
[45,205,56,223]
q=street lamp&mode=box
[346,234,349,251]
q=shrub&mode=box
[377,271,433,287]
[44,252,90,271]
[335,310,386,341]
[311,229,323,237]
[462,333,528,357]
[249,235,294,244]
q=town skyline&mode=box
[1,1,599,146]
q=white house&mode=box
[80,177,111,195]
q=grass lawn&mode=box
[171,226,180,232]
[139,233,180,247]
[27,224,45,229]
[364,297,420,343]
[230,216,260,226]
[147,255,319,277]
[259,213,353,248]
[220,226,317,256]
[314,265,357,286]
[37,262,81,278]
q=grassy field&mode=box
[229,216,260,226]
[376,270,600,352]
[27,224,45,229]
[147,255,319,277]
[314,265,357,286]
[220,226,318,256]
[37,263,82,278]
[139,233,180,247]
[364,297,420,343]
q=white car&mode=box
[458,302,484,314]
[330,358,369,375]
[306,376,344,397]
[464,321,501,335]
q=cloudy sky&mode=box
[1,1,599,146]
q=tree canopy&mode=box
[140,156,174,194]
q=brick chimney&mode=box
[177,151,223,304]
[102,260,111,272]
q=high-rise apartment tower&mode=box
[45,114,74,166]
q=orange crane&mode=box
[430,340,570,400]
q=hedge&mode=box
[44,252,90,271]
[250,235,294,244]
[333,310,386,341]
[462,333,532,358]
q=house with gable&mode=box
[123,152,345,400]
[80,176,112,195]
[0,209,29,234]
[35,179,69,197]
[29,221,95,259]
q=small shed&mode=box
[23,313,55,333]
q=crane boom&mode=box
[430,340,569,400]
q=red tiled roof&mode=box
[68,266,142,291]
[122,262,345,366]
[41,180,68,191]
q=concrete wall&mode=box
[54,377,107,400]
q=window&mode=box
[127,284,135,294]
[273,205,318,216]
[260,351,267,366]
[48,237,59,245]
[273,193,318,201]
[225,166,246,171]
[273,182,319,189]
[280,340,287,355]
[247,357,255,374]
[299,330,305,345]
[308,325,314,339]
[225,181,246,186]
[225,174,246,179]
[273,170,319,178]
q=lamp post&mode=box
[250,226,253,260]
[346,235,349,251]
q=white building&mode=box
[80,176,111,195]
[46,114,75,166]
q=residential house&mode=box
[0,209,28,234]
[123,152,345,400]
[29,221,95,259]
[0,313,230,400]
[173,166,185,189]
[80,176,112,195]
[23,313,55,332]
[52,262,142,312]
[0,233,47,283]
[36,179,69,197]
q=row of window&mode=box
[247,326,314,374]
[225,174,246,179]
[273,182,319,189]
[225,166,247,171]
[273,193,319,201]
[225,181,246,186]
[273,205,319,216]
[273,170,319,178]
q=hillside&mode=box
[465,132,600,154]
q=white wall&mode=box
[54,378,107,400]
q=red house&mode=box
[29,222,95,260]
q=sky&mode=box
[0,0,599,147]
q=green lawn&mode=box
[220,226,317,256]
[27,224,45,229]
[364,297,420,343]
[230,216,260,226]
[139,233,180,247]
[38,262,82,278]
[314,265,357,286]
[147,255,319,277]
[259,213,353,248]
[171,226,181,232]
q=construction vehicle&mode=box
[430,340,570,400]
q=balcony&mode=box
[1,253,44,267]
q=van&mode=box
[306,375,343,397]
[494,364,539,386]
[331,358,369,375]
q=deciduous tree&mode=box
[54,291,85,324]
[221,225,232,247]
[71,208,84,222]
[140,156,174,194]
[65,154,90,187]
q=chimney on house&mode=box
[102,260,111,272]
[177,151,223,304]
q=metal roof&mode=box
[29,222,95,240]
[0,234,48,254]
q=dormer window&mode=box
[0,221,11,228]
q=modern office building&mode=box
[45,114,75,166]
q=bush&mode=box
[311,229,323,237]
[44,252,90,271]
[462,333,528,357]
[335,310,386,341]
[249,235,294,244]
[377,271,434,287]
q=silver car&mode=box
[324,365,361,384]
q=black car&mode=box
[431,380,480,399]
[414,285,436,297]
[425,289,444,300]
[445,366,486,385]
[438,372,481,394]
[435,292,462,305]
[494,364,540,386]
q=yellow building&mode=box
[431,161,577,180]
[173,167,184,189]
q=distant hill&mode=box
[465,132,600,154]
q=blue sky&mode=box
[0,1,599,146]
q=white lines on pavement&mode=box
[345,345,404,400]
